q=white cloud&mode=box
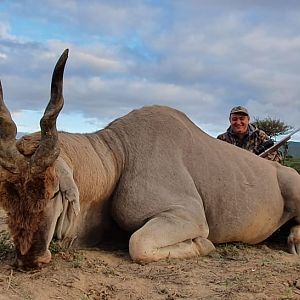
[0,22,12,39]
[0,52,7,60]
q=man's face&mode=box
[229,113,250,136]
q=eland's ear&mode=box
[54,157,80,216]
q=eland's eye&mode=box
[52,191,60,199]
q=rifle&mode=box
[259,127,300,158]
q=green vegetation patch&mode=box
[284,157,300,173]
[0,230,14,260]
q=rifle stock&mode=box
[259,128,300,158]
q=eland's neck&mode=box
[57,130,125,247]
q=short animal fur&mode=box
[1,50,300,268]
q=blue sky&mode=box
[0,0,300,141]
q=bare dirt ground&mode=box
[1,209,300,300]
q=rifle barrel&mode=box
[259,127,300,158]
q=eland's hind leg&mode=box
[288,225,300,255]
[129,206,215,263]
[278,166,300,255]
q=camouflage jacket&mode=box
[217,124,282,163]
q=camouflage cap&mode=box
[230,106,249,116]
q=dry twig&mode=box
[6,268,13,290]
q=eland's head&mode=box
[0,50,69,268]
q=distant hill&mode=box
[287,141,300,157]
[16,132,28,138]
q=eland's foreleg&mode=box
[129,205,215,263]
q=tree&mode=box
[252,117,293,140]
[252,117,294,163]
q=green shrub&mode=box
[284,157,300,173]
[0,230,14,260]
